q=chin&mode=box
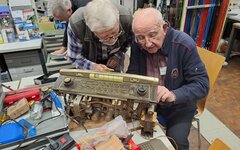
[105,43,115,46]
[146,48,159,54]
[103,40,117,46]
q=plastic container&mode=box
[30,101,43,120]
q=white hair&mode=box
[48,0,72,14]
[132,8,165,29]
[156,10,165,25]
[84,0,119,32]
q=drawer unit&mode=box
[4,51,41,68]
[1,71,11,83]
[8,65,43,81]
[42,31,74,73]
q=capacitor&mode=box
[91,109,101,121]
[105,108,114,121]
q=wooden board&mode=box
[196,0,211,46]
[209,0,229,52]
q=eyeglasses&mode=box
[99,30,123,43]
[135,28,161,44]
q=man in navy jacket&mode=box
[127,8,209,150]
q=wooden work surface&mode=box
[68,117,141,132]
[69,118,109,131]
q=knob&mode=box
[64,77,73,86]
[137,85,147,96]
[40,86,49,93]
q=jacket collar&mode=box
[161,27,173,56]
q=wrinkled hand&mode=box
[92,64,109,72]
[106,55,120,71]
[157,86,176,103]
[51,47,67,54]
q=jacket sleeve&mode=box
[62,22,68,47]
[67,24,94,69]
[126,42,146,75]
[172,46,210,104]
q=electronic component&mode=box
[54,69,159,136]
[43,134,76,150]
[55,69,159,103]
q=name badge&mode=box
[159,67,167,75]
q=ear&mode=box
[67,8,72,15]
[162,23,168,31]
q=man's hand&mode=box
[157,86,176,103]
[93,64,109,71]
[106,55,120,71]
[51,47,67,54]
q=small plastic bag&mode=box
[79,115,130,149]
[97,115,130,138]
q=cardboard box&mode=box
[7,98,30,119]
[95,135,124,150]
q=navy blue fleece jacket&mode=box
[127,27,209,109]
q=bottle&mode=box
[30,101,43,120]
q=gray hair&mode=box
[84,0,119,32]
[156,10,165,25]
[48,0,72,14]
[132,8,165,29]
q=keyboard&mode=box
[138,139,168,150]
[138,141,155,150]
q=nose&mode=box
[104,38,118,46]
[145,37,153,48]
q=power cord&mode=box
[14,92,62,149]
[4,115,29,149]
[46,137,59,149]
[34,97,62,128]
[65,113,88,133]
[19,136,47,150]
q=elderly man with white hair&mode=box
[48,0,91,55]
[67,0,132,72]
[127,8,209,150]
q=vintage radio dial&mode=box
[137,85,147,96]
[64,77,73,86]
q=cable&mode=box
[4,115,29,150]
[19,136,47,150]
[34,94,62,128]
[0,92,63,149]
[165,135,178,150]
[65,112,88,133]
[15,92,62,149]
